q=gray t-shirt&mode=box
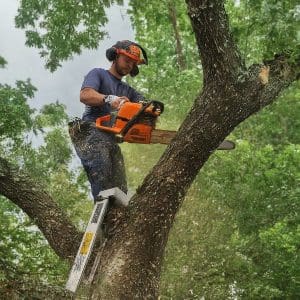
[81,68,144,121]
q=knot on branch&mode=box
[263,52,298,82]
[258,66,270,85]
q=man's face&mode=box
[114,54,137,77]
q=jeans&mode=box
[69,121,127,200]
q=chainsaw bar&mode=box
[150,129,235,150]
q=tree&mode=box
[125,1,300,297]
[15,0,124,71]
[1,0,299,298]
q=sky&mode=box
[0,0,134,118]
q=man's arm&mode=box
[80,87,106,106]
[80,88,129,110]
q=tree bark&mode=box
[0,157,81,261]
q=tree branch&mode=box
[238,54,300,118]
[185,0,244,84]
[0,157,81,260]
[258,54,300,107]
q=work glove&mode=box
[104,95,129,110]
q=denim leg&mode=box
[80,144,113,199]
[71,125,127,199]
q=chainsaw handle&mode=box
[95,115,122,134]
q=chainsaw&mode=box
[95,101,235,150]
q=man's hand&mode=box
[104,95,129,110]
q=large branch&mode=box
[0,157,81,260]
[186,0,244,84]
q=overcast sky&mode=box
[0,0,134,118]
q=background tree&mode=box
[15,0,123,71]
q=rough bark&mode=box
[0,157,81,260]
[187,0,245,84]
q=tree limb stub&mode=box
[0,157,81,260]
[259,66,270,85]
[239,54,300,115]
[258,63,295,107]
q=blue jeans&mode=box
[69,122,127,200]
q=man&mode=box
[75,40,147,200]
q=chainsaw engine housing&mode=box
[95,101,164,144]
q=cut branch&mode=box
[239,54,300,115]
[259,54,300,107]
[0,157,81,260]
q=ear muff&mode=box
[106,47,117,62]
[130,65,139,77]
[106,40,133,62]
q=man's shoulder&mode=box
[87,67,107,76]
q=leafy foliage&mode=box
[15,0,124,71]
[0,196,69,299]
[0,79,36,144]
[0,62,91,296]
[226,0,300,64]
[127,0,201,128]
[0,56,7,68]
[160,142,300,299]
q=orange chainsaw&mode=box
[95,101,235,150]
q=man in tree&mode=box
[73,40,147,200]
